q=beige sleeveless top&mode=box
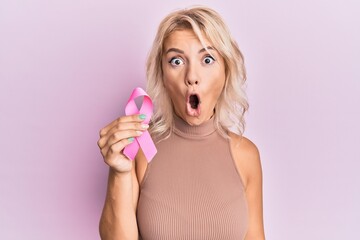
[137,115,248,239]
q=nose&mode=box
[185,64,199,86]
[186,79,199,85]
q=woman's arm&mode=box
[99,166,139,240]
[97,114,148,239]
[230,134,265,240]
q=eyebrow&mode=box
[199,46,215,53]
[165,46,215,55]
[165,48,184,54]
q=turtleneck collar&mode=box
[172,114,216,139]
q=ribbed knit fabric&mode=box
[137,115,248,240]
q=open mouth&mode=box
[187,94,201,116]
[189,94,200,109]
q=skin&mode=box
[162,29,226,125]
[98,29,265,239]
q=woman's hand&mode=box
[97,114,148,173]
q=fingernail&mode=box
[136,131,143,135]
[141,124,149,129]
[128,137,135,142]
[139,114,146,120]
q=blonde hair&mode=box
[146,6,249,140]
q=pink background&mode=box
[1,0,359,239]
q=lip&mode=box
[186,91,201,117]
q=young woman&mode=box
[97,6,265,240]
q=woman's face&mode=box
[162,29,226,126]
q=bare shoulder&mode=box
[229,133,260,159]
[229,133,262,189]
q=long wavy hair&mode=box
[146,6,249,141]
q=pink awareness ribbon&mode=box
[123,87,157,162]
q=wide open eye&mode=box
[169,57,184,66]
[203,55,215,65]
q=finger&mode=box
[104,137,136,164]
[107,129,143,148]
[104,138,134,165]
[99,114,147,137]
[97,122,148,148]
[100,129,142,156]
[107,138,134,157]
